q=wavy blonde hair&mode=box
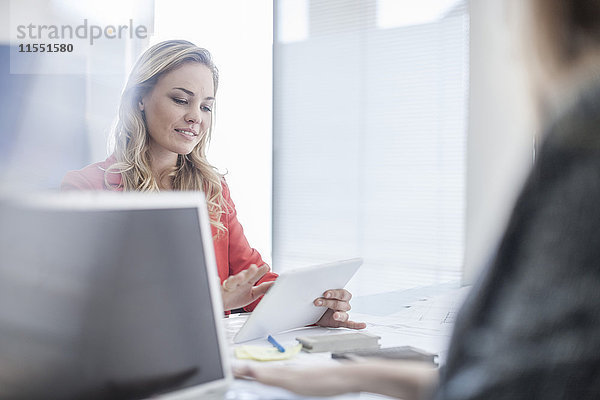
[107,40,228,233]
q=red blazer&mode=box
[61,155,277,311]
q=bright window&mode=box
[273,0,469,296]
[152,0,274,265]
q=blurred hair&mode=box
[530,0,600,76]
[107,40,227,233]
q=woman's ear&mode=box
[138,99,145,112]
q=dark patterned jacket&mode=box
[436,83,600,399]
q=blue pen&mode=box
[267,335,285,352]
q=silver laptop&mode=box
[0,192,231,400]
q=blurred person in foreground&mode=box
[61,40,364,329]
[235,1,600,398]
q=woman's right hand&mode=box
[221,264,274,311]
[233,359,439,399]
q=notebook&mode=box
[0,192,231,400]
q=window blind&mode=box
[273,0,469,296]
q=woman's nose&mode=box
[185,112,200,124]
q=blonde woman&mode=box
[62,40,365,329]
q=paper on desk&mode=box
[235,343,303,361]
[348,285,471,364]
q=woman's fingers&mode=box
[319,310,366,329]
[314,298,351,311]
[314,289,353,310]
[223,264,269,291]
[333,311,348,322]
[251,280,275,299]
[233,365,254,380]
[343,319,367,330]
[222,265,254,291]
[249,264,270,285]
[234,365,279,386]
[322,289,352,301]
[221,264,273,310]
[314,288,366,329]
[332,314,367,330]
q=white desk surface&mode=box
[224,282,470,400]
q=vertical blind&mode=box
[273,0,469,296]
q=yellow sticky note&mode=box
[234,343,302,361]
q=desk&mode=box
[224,283,470,399]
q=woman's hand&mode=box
[234,360,439,399]
[314,289,366,329]
[221,264,274,311]
[234,364,358,397]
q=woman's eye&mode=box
[173,98,188,105]
[201,105,212,112]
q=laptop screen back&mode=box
[0,194,228,400]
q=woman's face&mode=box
[139,62,215,164]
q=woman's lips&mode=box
[174,128,198,140]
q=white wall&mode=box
[464,0,538,283]
[152,0,273,265]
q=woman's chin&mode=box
[170,143,199,156]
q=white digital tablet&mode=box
[233,258,363,343]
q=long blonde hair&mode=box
[107,40,227,233]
